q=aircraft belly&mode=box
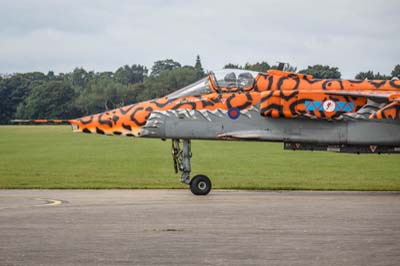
[189,115,400,145]
[262,118,400,145]
[346,121,400,145]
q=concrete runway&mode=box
[0,190,399,266]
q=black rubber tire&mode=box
[190,174,212,195]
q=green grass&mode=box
[0,125,399,190]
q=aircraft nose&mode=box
[69,102,156,137]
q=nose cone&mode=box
[70,102,154,137]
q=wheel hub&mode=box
[198,181,207,190]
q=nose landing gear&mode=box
[172,139,212,195]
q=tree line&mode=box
[0,55,399,124]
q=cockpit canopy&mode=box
[212,69,259,92]
[166,69,260,99]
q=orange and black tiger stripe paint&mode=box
[255,70,400,92]
[370,102,400,119]
[71,92,260,136]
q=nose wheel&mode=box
[190,175,212,195]
[172,139,212,195]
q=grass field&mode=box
[0,125,399,190]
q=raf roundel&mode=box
[323,100,336,113]
[228,107,240,120]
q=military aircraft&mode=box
[13,66,400,195]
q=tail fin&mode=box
[11,119,72,125]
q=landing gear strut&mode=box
[172,139,212,195]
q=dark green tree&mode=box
[0,72,48,124]
[115,65,133,85]
[151,59,181,76]
[355,71,390,80]
[131,64,148,83]
[224,61,296,73]
[16,81,78,119]
[223,63,242,69]
[74,72,138,114]
[299,65,341,79]
[47,71,56,80]
[391,64,400,78]
[114,64,148,85]
[137,67,198,101]
[244,62,271,73]
[194,55,205,79]
[69,67,89,88]
[97,71,114,79]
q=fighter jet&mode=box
[13,67,400,195]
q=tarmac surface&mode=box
[0,190,399,266]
